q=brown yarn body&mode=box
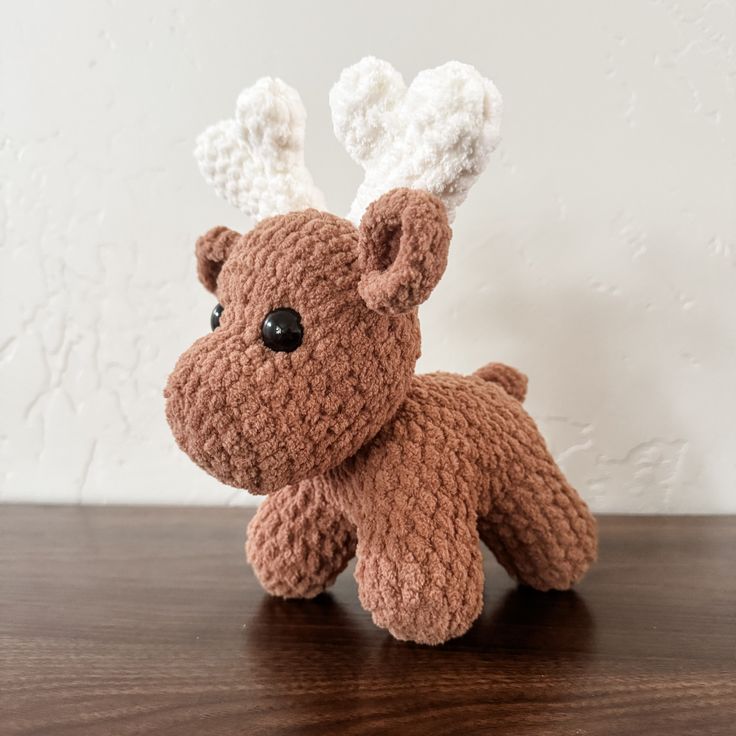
[247,371,596,644]
[166,188,597,645]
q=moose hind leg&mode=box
[479,452,597,591]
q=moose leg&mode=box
[246,476,356,598]
[479,445,597,591]
[354,475,485,645]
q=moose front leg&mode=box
[246,476,356,598]
[354,481,485,645]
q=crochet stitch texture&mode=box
[165,188,597,645]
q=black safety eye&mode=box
[261,308,303,353]
[210,303,224,331]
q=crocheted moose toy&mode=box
[165,58,597,645]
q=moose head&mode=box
[165,57,502,495]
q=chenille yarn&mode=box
[165,189,597,645]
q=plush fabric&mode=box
[194,57,502,227]
[195,77,325,222]
[330,57,503,224]
[195,226,240,294]
[166,197,420,494]
[165,188,598,645]
[174,57,595,646]
[358,188,451,314]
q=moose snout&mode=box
[165,335,261,491]
[165,331,313,494]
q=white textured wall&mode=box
[1,0,734,511]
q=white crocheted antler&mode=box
[195,78,325,222]
[330,57,502,225]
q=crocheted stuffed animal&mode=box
[165,58,597,645]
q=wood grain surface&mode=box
[1,507,734,735]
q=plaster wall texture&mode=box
[1,0,734,511]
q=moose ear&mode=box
[357,188,451,314]
[195,226,241,293]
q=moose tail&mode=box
[473,362,528,402]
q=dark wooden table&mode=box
[1,507,734,735]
